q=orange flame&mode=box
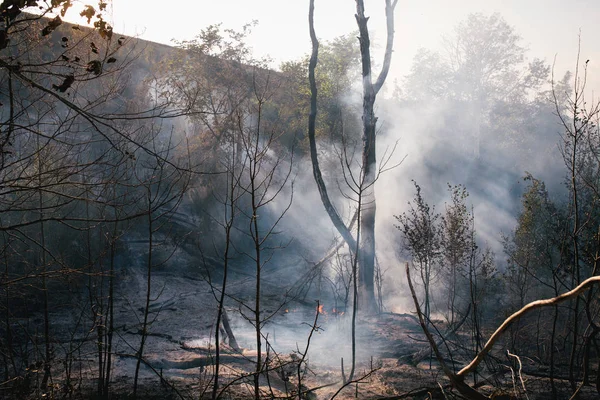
[317,304,326,314]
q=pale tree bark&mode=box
[307,0,398,312]
[355,0,398,311]
[407,262,600,399]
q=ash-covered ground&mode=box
[18,255,597,400]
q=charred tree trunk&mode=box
[307,0,398,313]
[354,0,397,312]
[212,148,240,399]
[355,0,377,311]
[37,135,52,391]
[103,218,119,397]
[133,190,154,398]
[307,0,357,253]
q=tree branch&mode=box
[373,0,398,95]
[457,274,600,378]
[307,0,357,251]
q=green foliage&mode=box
[280,33,362,147]
[395,181,440,268]
[174,21,260,64]
[405,13,548,103]
[396,182,498,327]
[401,12,553,167]
[440,184,472,272]
[503,174,562,307]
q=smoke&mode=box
[133,13,579,370]
[373,91,566,312]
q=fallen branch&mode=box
[369,384,452,399]
[407,303,471,366]
[406,263,487,400]
[116,353,185,399]
[329,368,379,400]
[289,210,358,299]
[457,274,600,378]
[406,263,600,398]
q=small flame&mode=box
[317,304,326,314]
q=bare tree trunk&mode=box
[2,238,16,378]
[212,150,240,399]
[307,0,357,253]
[348,182,364,382]
[133,191,153,398]
[37,136,52,391]
[568,121,581,391]
[103,219,118,396]
[355,12,377,309]
[251,113,263,400]
[212,236,231,400]
[550,304,558,399]
[406,263,487,400]
[307,0,398,313]
[354,0,398,312]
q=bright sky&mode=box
[67,0,600,92]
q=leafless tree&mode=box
[131,132,190,397]
[307,0,399,314]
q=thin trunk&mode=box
[96,261,104,396]
[1,71,14,170]
[85,198,104,396]
[133,195,153,397]
[3,238,16,377]
[450,265,457,326]
[550,303,558,399]
[252,180,262,400]
[406,263,488,400]
[212,161,237,399]
[568,130,580,391]
[37,136,51,390]
[212,246,229,400]
[595,337,600,395]
[468,251,482,386]
[424,265,430,324]
[251,102,263,400]
[307,0,357,253]
[103,220,118,396]
[348,184,363,382]
[567,53,582,392]
[221,309,239,351]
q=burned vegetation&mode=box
[0,1,599,399]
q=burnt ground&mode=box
[6,258,600,400]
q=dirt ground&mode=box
[8,260,600,399]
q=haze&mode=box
[100,0,600,92]
[3,1,600,398]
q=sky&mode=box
[93,0,600,92]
